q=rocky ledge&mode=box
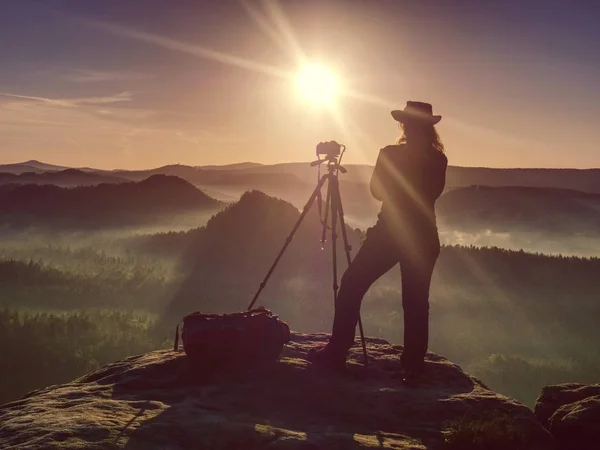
[0,333,555,449]
[535,383,600,449]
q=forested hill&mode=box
[444,166,600,193]
[437,185,600,232]
[129,191,600,339]
[111,163,600,193]
[0,175,222,228]
[138,189,363,277]
[0,160,70,174]
[0,169,127,187]
[5,159,600,193]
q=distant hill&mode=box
[11,159,600,193]
[19,160,71,172]
[146,189,361,266]
[112,164,204,182]
[113,164,307,187]
[132,162,600,193]
[12,159,600,233]
[0,169,128,187]
[0,164,46,175]
[197,162,264,171]
[196,171,308,189]
[0,175,222,228]
[231,162,375,184]
[233,164,600,194]
[0,160,71,174]
[437,185,600,233]
[445,166,600,193]
[7,160,600,221]
[110,163,600,226]
[143,190,362,319]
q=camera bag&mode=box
[174,307,290,368]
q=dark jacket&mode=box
[370,144,447,241]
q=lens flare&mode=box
[295,64,340,105]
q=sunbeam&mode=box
[328,106,376,180]
[77,15,398,114]
[76,18,291,80]
[260,0,307,63]
[239,0,307,65]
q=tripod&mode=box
[247,153,369,365]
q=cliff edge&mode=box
[0,333,555,449]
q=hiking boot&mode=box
[307,344,347,373]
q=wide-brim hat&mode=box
[391,101,441,125]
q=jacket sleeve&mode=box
[427,153,448,201]
[369,148,388,201]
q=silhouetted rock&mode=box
[549,395,600,450]
[0,333,555,449]
[535,383,600,428]
[535,383,600,449]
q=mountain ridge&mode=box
[0,175,222,228]
[437,185,600,233]
[5,159,600,192]
[0,168,128,186]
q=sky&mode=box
[1,0,599,170]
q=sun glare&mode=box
[295,63,340,105]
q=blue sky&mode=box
[1,0,599,169]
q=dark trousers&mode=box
[329,221,440,370]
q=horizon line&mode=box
[2,159,600,172]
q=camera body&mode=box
[316,141,342,159]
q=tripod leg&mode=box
[334,183,369,366]
[248,174,329,311]
[320,178,332,246]
[330,179,339,303]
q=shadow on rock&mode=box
[0,333,553,450]
[115,335,492,449]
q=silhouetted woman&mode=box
[310,101,447,380]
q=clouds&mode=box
[4,1,600,169]
[76,17,289,79]
[0,88,246,168]
[62,69,154,83]
[0,91,132,108]
[0,89,188,130]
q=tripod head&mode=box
[310,141,347,173]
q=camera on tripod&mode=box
[249,140,368,364]
[316,141,343,159]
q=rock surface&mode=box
[549,395,600,449]
[535,383,600,450]
[534,383,600,428]
[0,333,555,449]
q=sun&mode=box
[294,63,340,105]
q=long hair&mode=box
[397,123,445,153]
